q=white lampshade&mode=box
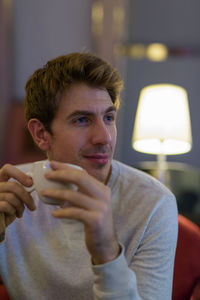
[132,84,192,155]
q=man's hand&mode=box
[41,161,120,265]
[0,164,36,231]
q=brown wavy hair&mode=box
[24,52,123,132]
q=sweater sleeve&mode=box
[92,244,142,300]
[92,193,178,300]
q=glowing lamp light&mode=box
[132,84,192,183]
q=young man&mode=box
[0,53,178,299]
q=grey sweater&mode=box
[0,160,178,299]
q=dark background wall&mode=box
[1,0,200,170]
[114,0,200,169]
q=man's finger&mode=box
[0,182,36,211]
[0,164,33,187]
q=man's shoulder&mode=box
[111,160,175,200]
[112,160,147,178]
[111,160,178,229]
[111,159,160,186]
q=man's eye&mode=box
[74,116,90,125]
[104,114,115,123]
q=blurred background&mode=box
[1,0,200,225]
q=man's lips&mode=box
[83,154,109,164]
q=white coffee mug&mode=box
[18,160,82,205]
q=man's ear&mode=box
[27,119,52,151]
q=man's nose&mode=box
[91,120,112,145]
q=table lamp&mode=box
[132,84,192,183]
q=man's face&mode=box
[46,83,117,183]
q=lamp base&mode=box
[157,154,167,184]
[136,160,197,188]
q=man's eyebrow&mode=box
[105,105,117,113]
[68,111,93,119]
[67,106,117,119]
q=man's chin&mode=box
[83,163,112,183]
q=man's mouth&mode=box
[83,154,109,165]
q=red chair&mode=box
[0,278,10,300]
[172,214,200,300]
